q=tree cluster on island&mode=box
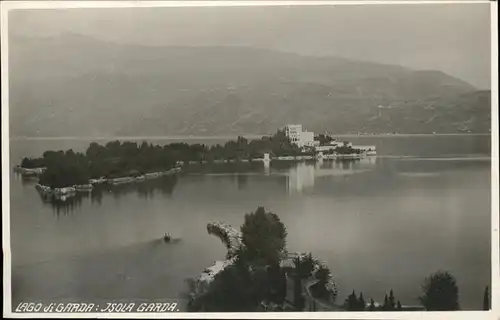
[20,157,46,169]
[325,145,364,155]
[18,130,299,188]
[18,130,364,188]
[314,134,335,145]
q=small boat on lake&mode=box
[163,233,182,243]
[164,233,172,242]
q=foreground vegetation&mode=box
[185,207,490,312]
[185,207,338,312]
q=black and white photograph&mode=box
[1,0,498,317]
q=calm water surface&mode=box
[9,135,491,310]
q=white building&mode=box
[300,131,317,148]
[284,124,317,148]
[285,124,303,145]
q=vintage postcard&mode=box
[1,0,498,318]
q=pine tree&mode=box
[389,289,396,310]
[397,300,402,310]
[344,290,358,311]
[358,292,365,311]
[349,290,358,311]
[369,298,376,311]
[483,286,490,310]
[383,294,389,311]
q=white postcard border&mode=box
[1,1,498,319]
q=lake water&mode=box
[8,135,492,310]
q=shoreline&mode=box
[16,152,492,190]
[30,167,182,200]
[19,153,370,202]
[9,133,492,141]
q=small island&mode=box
[13,125,376,200]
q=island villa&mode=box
[284,124,377,156]
[284,124,319,149]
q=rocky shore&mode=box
[33,167,182,200]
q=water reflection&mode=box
[264,161,270,176]
[10,136,491,310]
[37,190,87,216]
[287,162,315,194]
[30,154,484,212]
[12,172,39,187]
[35,176,179,214]
[284,157,377,194]
[183,162,264,174]
[109,175,178,200]
[177,158,378,195]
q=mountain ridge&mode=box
[9,34,489,137]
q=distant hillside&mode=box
[9,34,490,137]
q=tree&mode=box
[315,134,333,145]
[266,263,287,306]
[313,265,331,297]
[344,290,359,311]
[358,292,365,311]
[483,286,490,310]
[315,264,330,283]
[39,151,90,188]
[369,298,376,311]
[187,259,257,312]
[293,253,315,279]
[388,289,396,310]
[291,254,315,311]
[397,300,402,310]
[21,157,44,168]
[419,271,460,310]
[187,209,337,313]
[382,294,389,310]
[240,207,287,266]
[189,209,292,312]
[20,157,30,168]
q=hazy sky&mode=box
[9,3,492,88]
